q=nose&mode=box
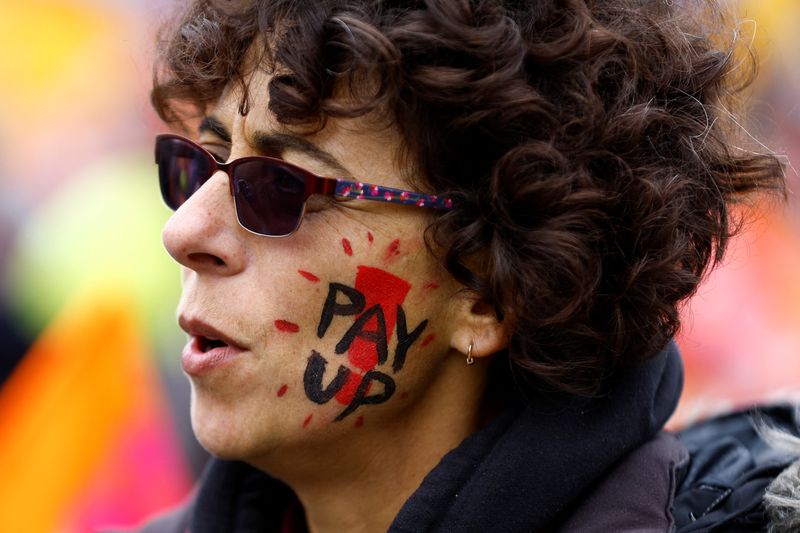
[162,171,247,275]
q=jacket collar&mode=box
[390,341,683,531]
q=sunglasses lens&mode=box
[156,137,212,210]
[232,160,307,236]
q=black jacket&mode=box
[673,404,800,532]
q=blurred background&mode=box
[0,0,798,531]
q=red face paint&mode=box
[423,281,439,291]
[400,392,409,400]
[349,266,410,371]
[367,232,374,244]
[303,414,313,428]
[277,384,288,397]
[383,239,401,262]
[298,270,320,282]
[420,333,435,348]
[355,416,364,428]
[342,238,353,256]
[275,320,300,333]
[334,266,411,405]
[335,372,366,406]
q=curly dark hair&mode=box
[152,0,785,395]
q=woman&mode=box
[144,0,784,531]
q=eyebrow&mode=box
[199,116,351,176]
[199,116,231,142]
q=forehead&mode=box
[208,66,415,189]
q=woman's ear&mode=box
[447,292,510,361]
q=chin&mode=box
[189,389,302,465]
[192,413,243,459]
[189,393,259,459]
[188,385,363,464]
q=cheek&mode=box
[267,268,327,331]
[284,241,446,427]
[252,225,451,431]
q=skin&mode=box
[162,66,507,533]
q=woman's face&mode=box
[162,68,466,464]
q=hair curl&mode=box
[152,0,785,395]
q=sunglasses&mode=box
[155,134,454,237]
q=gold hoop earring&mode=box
[466,342,475,365]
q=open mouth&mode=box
[198,336,229,353]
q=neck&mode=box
[253,356,490,533]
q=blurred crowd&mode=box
[1,0,799,531]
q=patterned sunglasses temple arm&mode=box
[333,179,454,211]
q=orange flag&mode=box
[0,286,192,533]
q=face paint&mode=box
[393,305,427,372]
[277,384,288,397]
[341,238,353,256]
[420,334,435,348]
[275,320,300,333]
[304,351,352,404]
[299,270,321,282]
[303,266,429,420]
[383,239,402,262]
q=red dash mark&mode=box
[334,266,412,405]
[342,238,353,256]
[298,270,320,282]
[420,334,435,348]
[400,392,409,400]
[277,385,288,397]
[355,416,364,428]
[367,232,374,244]
[383,239,401,262]
[423,281,440,291]
[303,414,313,428]
[275,320,300,333]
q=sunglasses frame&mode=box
[155,133,454,237]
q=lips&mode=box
[179,316,247,376]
